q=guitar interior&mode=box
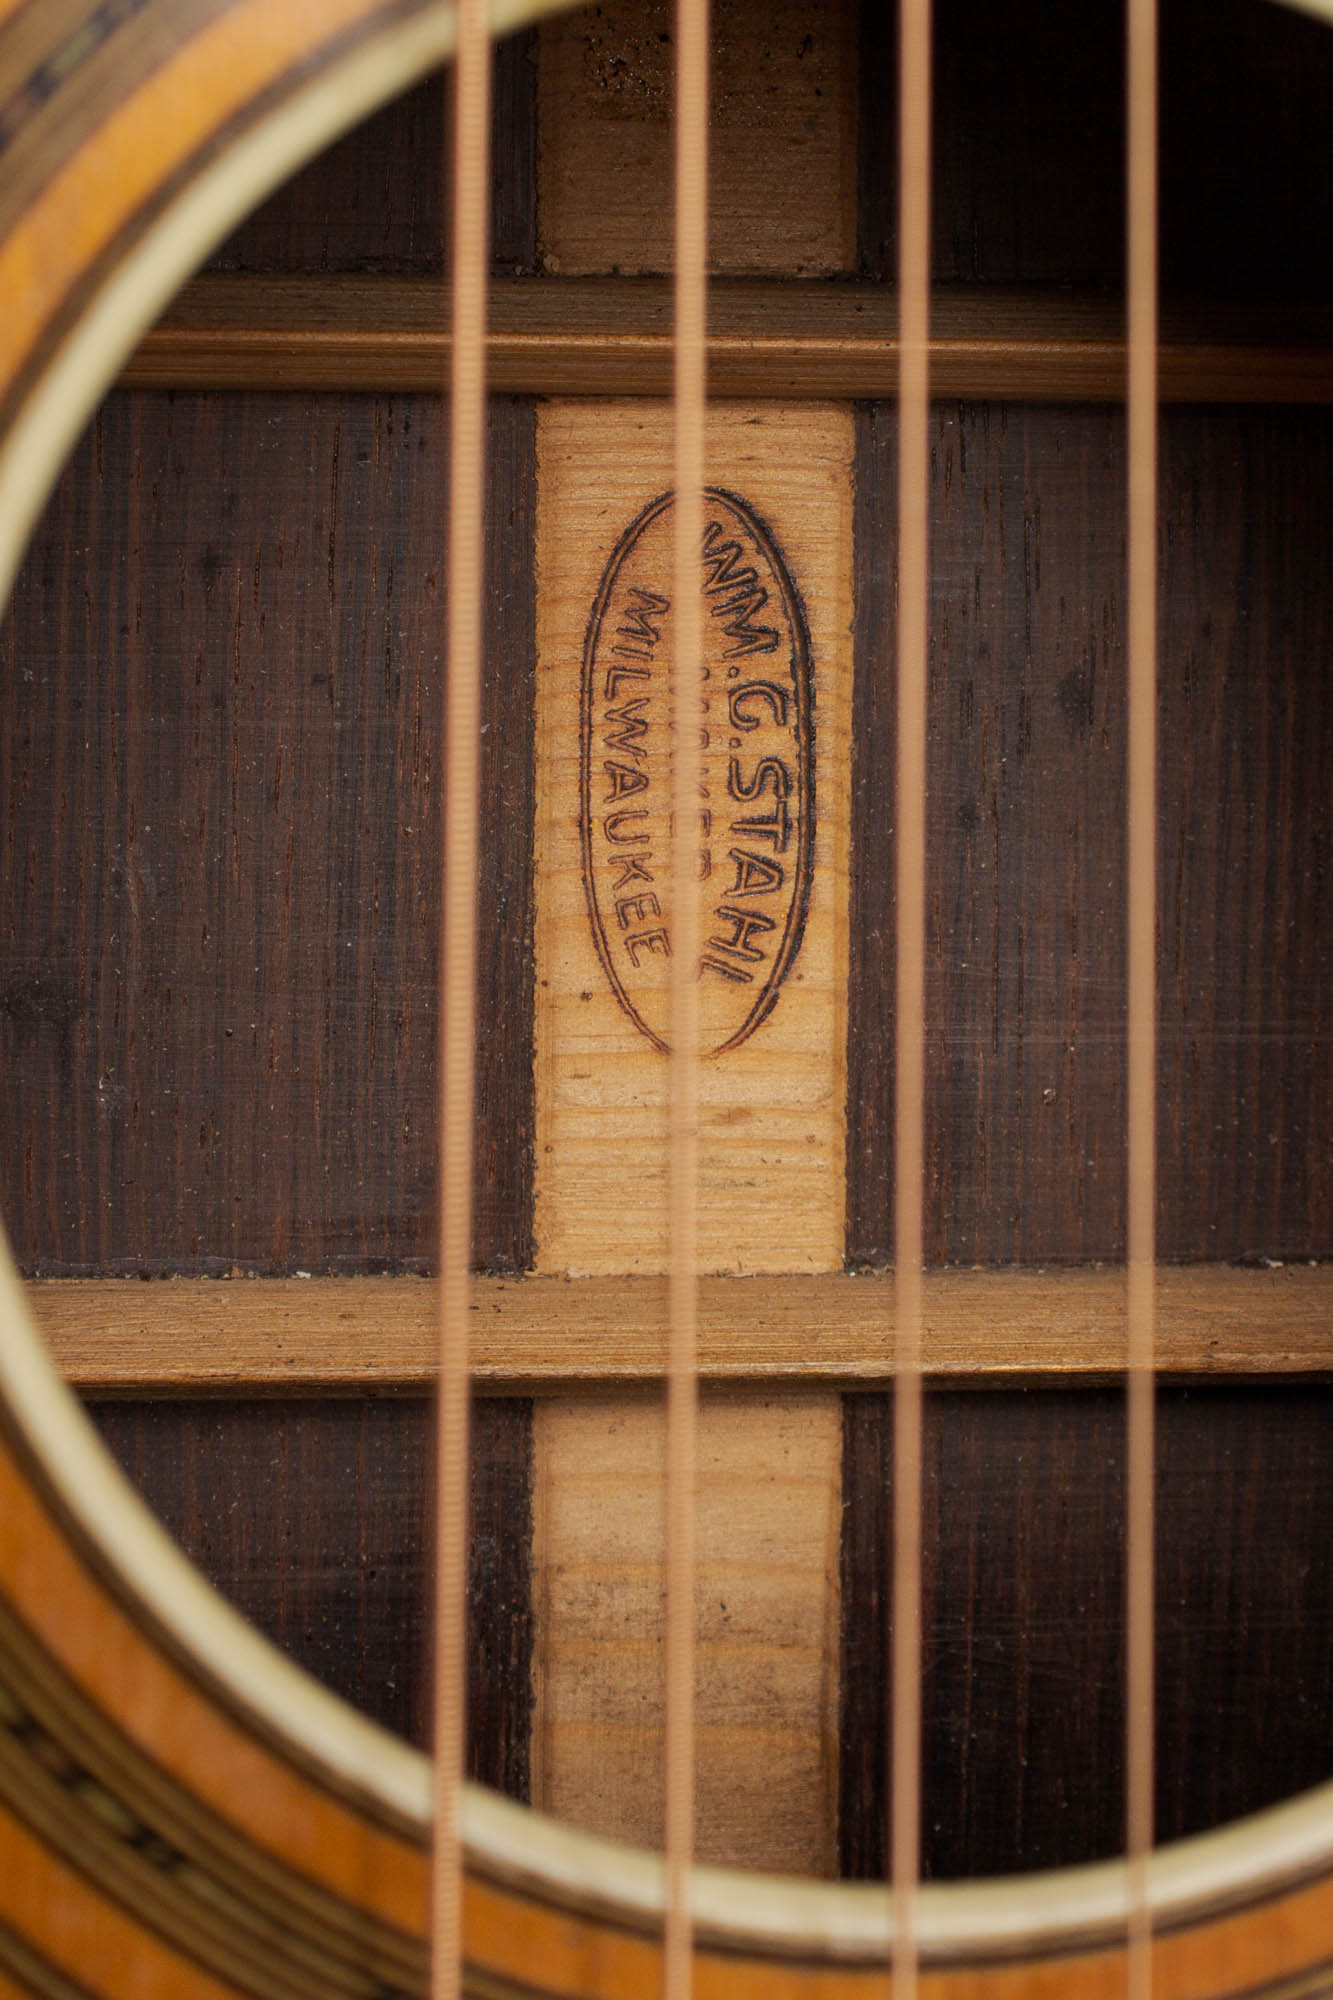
[2,0,1331,1885]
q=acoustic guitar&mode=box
[1,0,1332,1993]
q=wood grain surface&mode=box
[34,1266,1333,1388]
[5,0,1333,1931]
[840,1385,1333,1881]
[204,74,450,277]
[204,33,537,278]
[848,401,1333,1267]
[0,389,536,1276]
[72,1378,1333,1891]
[1155,408,1333,1260]
[533,402,853,1275]
[89,1395,534,1796]
[119,276,1333,401]
[860,0,1333,294]
[530,1392,842,1873]
[537,0,857,277]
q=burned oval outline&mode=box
[579,486,815,1055]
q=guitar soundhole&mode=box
[2,0,1332,1894]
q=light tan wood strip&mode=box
[536,0,857,278]
[532,402,852,1277]
[31,1268,1333,1390]
[530,1393,841,1876]
[119,276,1333,400]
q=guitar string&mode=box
[434,2,491,1996]
[666,0,707,1992]
[1126,0,1159,1985]
[893,0,931,1990]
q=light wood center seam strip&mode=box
[35,1270,1333,1389]
[526,2,852,1883]
[119,278,1333,401]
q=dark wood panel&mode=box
[850,400,1129,1264]
[89,1398,435,1744]
[1159,0,1333,301]
[0,391,536,1275]
[206,75,445,276]
[475,396,537,1272]
[840,1386,1333,1881]
[87,1396,534,1795]
[1154,1388,1333,1842]
[465,1393,534,1795]
[923,401,1127,1263]
[489,27,540,277]
[845,402,896,1263]
[838,1392,892,1877]
[1157,408,1333,1260]
[840,1390,1125,1880]
[929,0,1123,289]
[848,401,1333,1266]
[859,0,1121,286]
[204,34,537,277]
[859,0,1333,294]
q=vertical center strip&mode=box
[894,0,930,1993]
[435,5,491,1999]
[1126,0,1158,1988]
[666,0,707,1994]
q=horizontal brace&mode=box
[29,1266,1333,1395]
[118,277,1333,402]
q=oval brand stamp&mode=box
[580,487,814,1055]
